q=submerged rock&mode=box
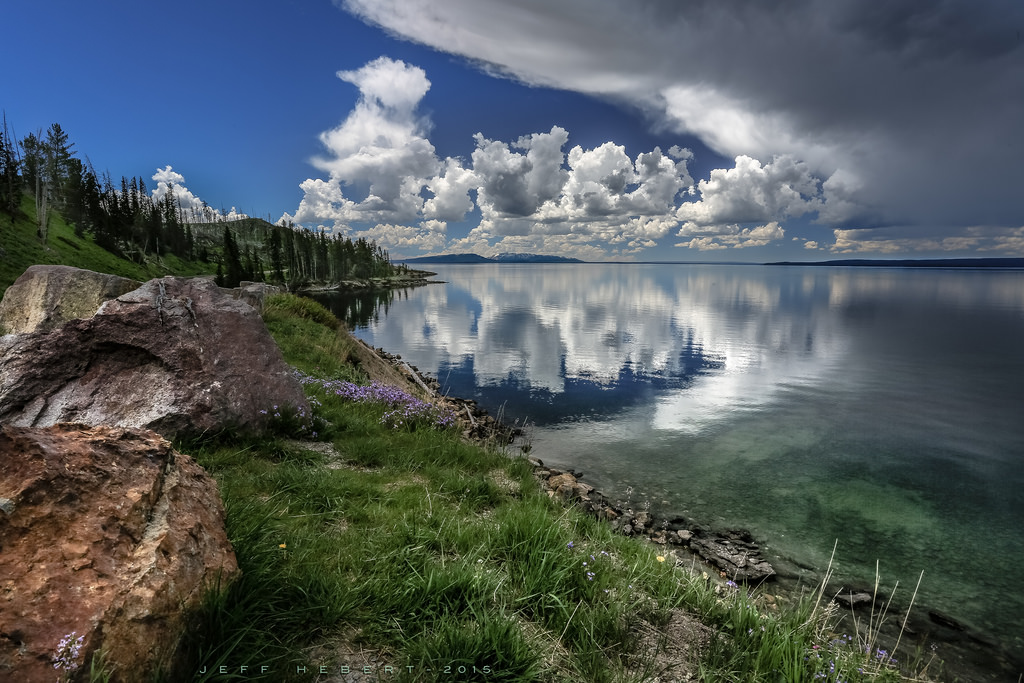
[928,609,967,631]
[689,534,776,582]
[834,590,875,609]
[0,424,239,683]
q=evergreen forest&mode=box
[0,115,402,290]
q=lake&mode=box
[316,262,1024,665]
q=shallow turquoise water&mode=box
[317,263,1024,659]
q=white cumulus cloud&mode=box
[284,61,710,257]
[285,57,444,228]
[357,221,449,252]
[423,158,478,222]
[675,155,820,228]
[151,165,248,222]
[471,126,570,220]
[675,221,786,251]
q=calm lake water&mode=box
[317,263,1024,661]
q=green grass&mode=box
[261,294,364,383]
[169,300,932,683]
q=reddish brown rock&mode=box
[547,472,578,493]
[0,270,308,439]
[0,424,239,683]
[546,471,596,502]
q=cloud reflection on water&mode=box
[325,264,858,432]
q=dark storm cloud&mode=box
[342,0,1024,253]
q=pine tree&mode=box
[82,162,114,250]
[242,246,256,282]
[63,157,87,236]
[265,227,285,283]
[0,113,20,216]
[222,226,244,288]
[162,184,186,256]
[44,123,75,207]
[19,132,49,240]
[282,223,296,281]
[145,203,162,255]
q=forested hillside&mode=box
[0,116,402,294]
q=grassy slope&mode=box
[172,294,923,683]
[0,195,215,296]
[1,202,423,301]
[0,194,220,296]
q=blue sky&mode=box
[4,0,1022,261]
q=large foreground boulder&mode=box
[0,424,239,683]
[0,267,309,439]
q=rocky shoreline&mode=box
[531,465,778,582]
[528,464,1023,681]
[365,342,1023,683]
[296,269,442,293]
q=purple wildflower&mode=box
[53,632,84,674]
[295,370,457,431]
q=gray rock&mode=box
[834,591,874,609]
[672,529,693,544]
[0,264,140,335]
[233,281,284,313]
[689,536,775,582]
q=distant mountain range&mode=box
[398,252,584,264]
[768,257,1024,268]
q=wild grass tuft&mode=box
[263,293,340,329]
